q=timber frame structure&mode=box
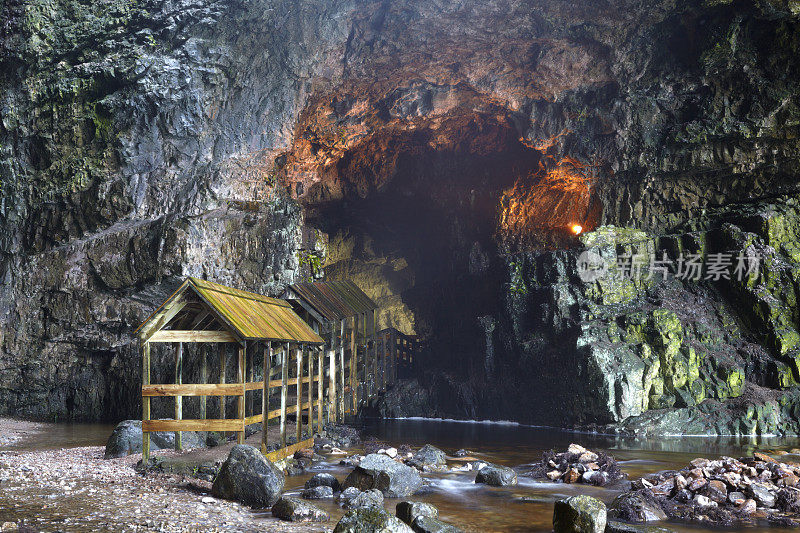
[135,277,325,463]
[284,281,394,419]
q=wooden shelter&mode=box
[283,281,388,418]
[135,277,325,463]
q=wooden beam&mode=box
[245,413,263,426]
[143,419,243,432]
[142,342,151,464]
[265,437,315,463]
[148,330,238,343]
[296,346,303,443]
[237,344,245,445]
[140,298,186,341]
[280,342,288,448]
[142,383,245,397]
[175,342,183,451]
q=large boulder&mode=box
[408,445,447,470]
[271,496,329,522]
[474,464,517,486]
[211,445,285,508]
[104,420,205,459]
[344,453,423,497]
[553,495,607,533]
[333,507,414,533]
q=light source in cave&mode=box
[498,156,598,245]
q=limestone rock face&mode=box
[3,0,800,434]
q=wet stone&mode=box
[271,496,329,522]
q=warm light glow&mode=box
[571,224,583,235]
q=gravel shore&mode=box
[0,419,46,448]
[0,445,329,532]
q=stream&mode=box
[3,418,800,532]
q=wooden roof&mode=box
[136,277,324,344]
[285,280,377,322]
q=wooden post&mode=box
[350,315,358,416]
[362,312,367,402]
[280,342,289,448]
[219,347,227,422]
[316,347,323,432]
[262,342,271,454]
[237,344,245,445]
[307,344,313,435]
[372,310,377,397]
[247,345,254,418]
[339,319,345,420]
[296,346,303,442]
[142,341,151,464]
[175,342,183,451]
[328,348,336,424]
[200,346,207,421]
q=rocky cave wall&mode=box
[2,0,800,434]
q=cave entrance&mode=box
[297,113,541,377]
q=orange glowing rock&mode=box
[571,224,583,235]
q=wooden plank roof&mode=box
[286,280,377,322]
[136,277,324,344]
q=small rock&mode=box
[754,452,778,464]
[384,447,398,458]
[396,501,438,525]
[704,479,727,503]
[411,515,464,533]
[553,495,606,533]
[567,443,587,455]
[474,464,517,486]
[272,496,329,522]
[746,483,776,508]
[305,472,342,492]
[608,490,667,522]
[302,485,334,499]
[547,470,562,481]
[1,523,18,532]
[728,491,746,505]
[454,449,469,457]
[408,445,446,469]
[739,498,757,514]
[333,507,413,533]
[201,496,215,504]
[339,487,384,509]
[563,468,580,484]
[693,494,717,508]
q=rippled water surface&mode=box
[5,418,800,532]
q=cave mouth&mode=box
[292,106,601,378]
